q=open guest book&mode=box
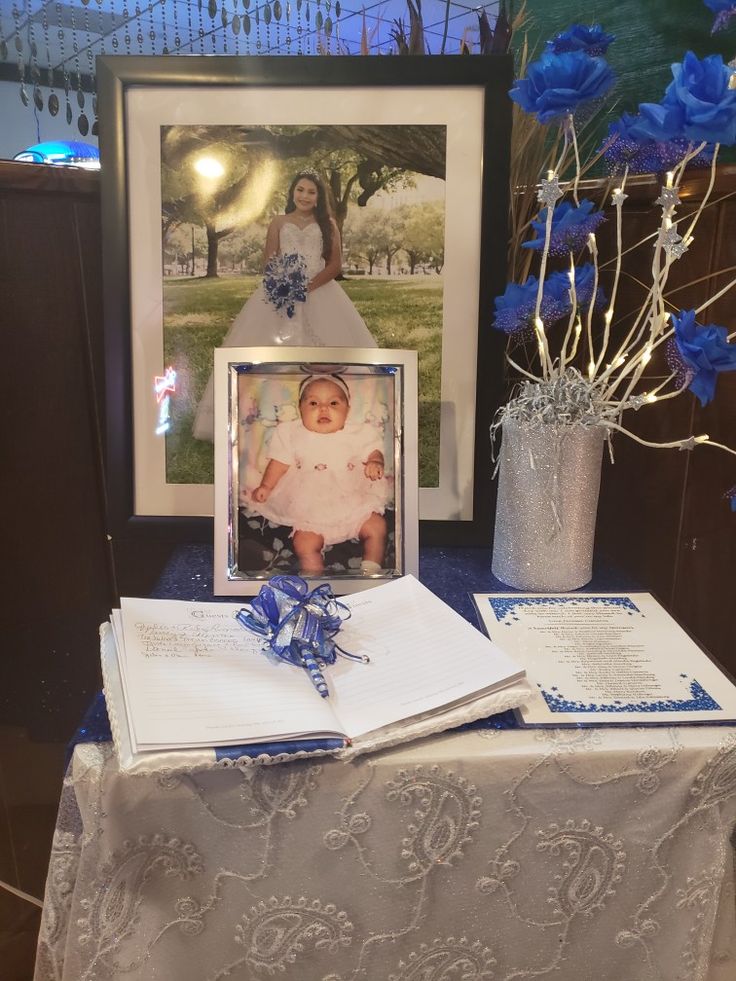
[101,575,530,773]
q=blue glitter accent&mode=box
[488,595,641,625]
[539,678,721,713]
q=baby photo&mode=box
[236,366,397,578]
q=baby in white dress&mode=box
[248,375,388,575]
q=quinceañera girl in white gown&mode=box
[193,170,376,440]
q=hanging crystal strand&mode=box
[68,2,88,135]
[254,0,261,51]
[304,0,312,53]
[221,0,229,53]
[272,0,281,52]
[231,0,241,53]
[207,0,218,52]
[333,0,341,52]
[264,0,273,51]
[197,0,206,54]
[134,1,145,56]
[91,0,107,133]
[146,0,158,55]
[75,0,95,135]
[24,0,43,113]
[52,1,72,123]
[323,0,332,53]
[40,2,58,116]
[110,0,120,52]
[241,0,253,54]
[184,0,193,53]
[121,0,133,55]
[160,4,168,54]
[295,0,302,53]
[283,0,292,52]
[11,4,28,109]
[0,7,8,66]
[172,0,181,52]
[314,0,323,50]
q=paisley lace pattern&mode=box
[34,727,736,980]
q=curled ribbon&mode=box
[235,575,369,698]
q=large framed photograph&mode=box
[98,55,511,546]
[213,347,417,595]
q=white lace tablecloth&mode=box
[34,724,736,981]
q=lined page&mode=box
[327,576,525,740]
[119,598,341,750]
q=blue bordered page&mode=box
[471,592,736,726]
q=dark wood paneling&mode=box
[0,163,114,739]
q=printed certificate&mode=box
[473,592,736,726]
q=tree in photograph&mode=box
[218,225,266,274]
[400,202,445,274]
[344,210,385,274]
[161,126,276,278]
[164,223,207,276]
[345,209,406,274]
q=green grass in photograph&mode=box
[162,275,443,488]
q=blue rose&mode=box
[704,0,736,26]
[638,52,736,146]
[670,309,736,405]
[545,264,607,310]
[545,24,615,57]
[523,199,606,255]
[493,275,572,335]
[509,50,616,124]
[602,112,715,174]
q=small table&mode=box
[33,549,736,981]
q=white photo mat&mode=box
[125,84,484,522]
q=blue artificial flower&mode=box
[638,52,736,147]
[669,308,736,405]
[572,263,607,308]
[493,275,571,336]
[601,112,715,175]
[545,24,615,57]
[522,199,606,255]
[509,50,616,124]
[703,0,736,34]
[545,263,607,311]
[726,484,736,511]
[263,252,308,318]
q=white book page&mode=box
[473,592,736,725]
[327,576,526,740]
[119,598,342,749]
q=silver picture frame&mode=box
[214,347,418,595]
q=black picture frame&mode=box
[97,53,512,549]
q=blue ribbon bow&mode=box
[235,576,368,698]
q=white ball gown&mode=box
[192,221,376,440]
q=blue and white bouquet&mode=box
[496,25,736,506]
[263,252,308,319]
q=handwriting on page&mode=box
[134,622,252,658]
[121,603,339,747]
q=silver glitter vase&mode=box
[491,419,606,591]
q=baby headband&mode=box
[298,374,351,403]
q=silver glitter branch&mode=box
[502,136,736,464]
